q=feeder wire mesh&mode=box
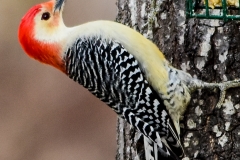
[186,0,240,21]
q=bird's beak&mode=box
[54,0,65,13]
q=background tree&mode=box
[116,0,240,159]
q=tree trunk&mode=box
[116,0,240,159]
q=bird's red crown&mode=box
[18,0,65,73]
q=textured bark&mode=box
[116,0,240,159]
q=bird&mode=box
[18,0,240,159]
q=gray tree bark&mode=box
[116,0,240,159]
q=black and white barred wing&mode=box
[64,37,183,159]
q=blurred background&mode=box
[0,0,117,160]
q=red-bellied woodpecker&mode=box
[18,0,240,159]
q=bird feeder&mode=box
[186,0,240,21]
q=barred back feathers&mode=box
[64,37,184,159]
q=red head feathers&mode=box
[18,0,66,73]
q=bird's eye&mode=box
[41,12,50,20]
